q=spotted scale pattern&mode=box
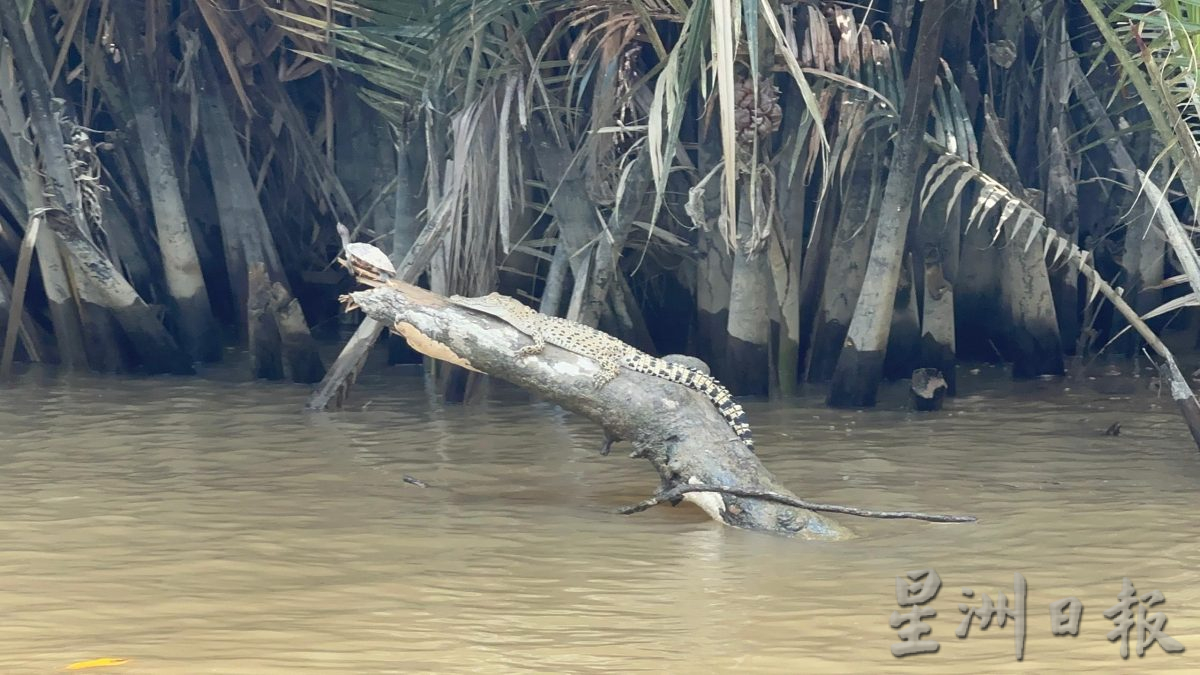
[451,292,755,452]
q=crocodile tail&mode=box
[636,358,754,450]
[691,373,755,451]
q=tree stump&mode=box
[910,368,948,411]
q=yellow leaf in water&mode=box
[65,657,130,670]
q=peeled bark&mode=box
[113,4,220,361]
[917,243,958,395]
[248,264,283,381]
[348,280,851,539]
[245,263,325,383]
[272,284,326,384]
[198,53,313,374]
[829,0,949,407]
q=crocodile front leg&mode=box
[591,362,620,389]
[599,431,620,456]
[515,331,546,359]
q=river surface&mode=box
[0,360,1197,673]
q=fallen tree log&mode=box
[345,280,854,538]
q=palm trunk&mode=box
[99,197,157,298]
[1067,50,1173,358]
[692,140,733,371]
[918,243,958,394]
[0,214,40,373]
[42,209,192,374]
[197,54,322,382]
[915,180,961,395]
[808,117,881,383]
[0,127,79,368]
[0,11,90,369]
[794,181,838,382]
[197,58,290,287]
[883,253,922,380]
[998,239,1063,376]
[586,153,652,328]
[772,84,816,394]
[390,128,421,262]
[980,108,1064,378]
[1110,128,1164,357]
[1043,126,1081,354]
[529,121,605,325]
[0,261,45,364]
[112,4,219,362]
[335,85,399,242]
[387,128,423,365]
[774,169,806,395]
[1124,170,1166,330]
[955,183,1003,360]
[694,231,732,374]
[539,247,570,316]
[828,0,949,407]
[724,192,772,396]
[0,147,24,220]
[1038,10,1081,353]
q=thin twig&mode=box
[617,484,977,523]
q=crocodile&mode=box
[449,292,754,452]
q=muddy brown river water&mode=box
[0,361,1197,673]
